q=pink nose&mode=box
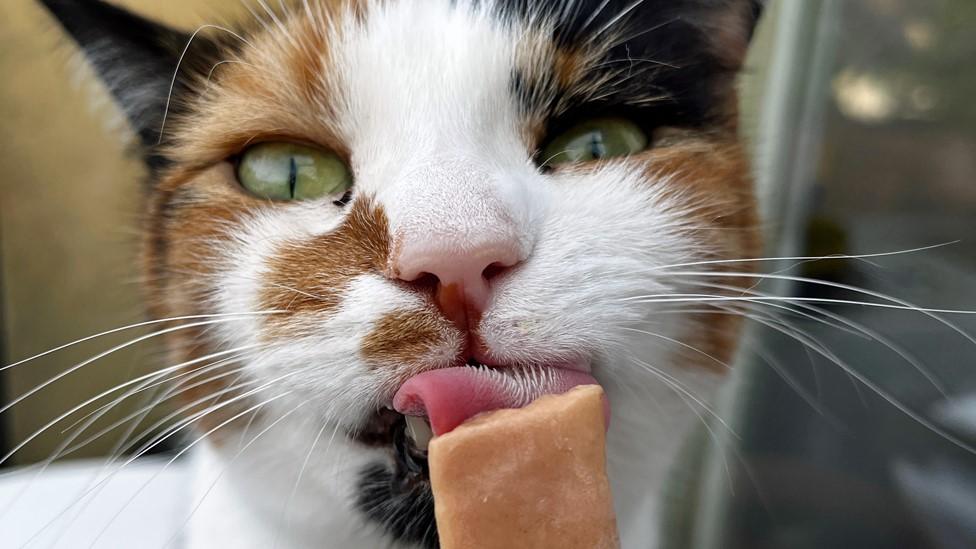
[393,237,521,331]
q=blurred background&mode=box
[690,1,976,549]
[1,1,975,548]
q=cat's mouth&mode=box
[354,408,437,548]
[353,359,606,482]
[353,407,432,481]
[352,361,607,547]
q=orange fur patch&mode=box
[260,198,391,326]
[641,136,760,370]
[360,309,460,369]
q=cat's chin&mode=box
[349,360,606,490]
[349,361,600,471]
[353,409,438,548]
[352,407,431,481]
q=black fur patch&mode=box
[503,0,764,144]
[355,415,438,548]
[499,0,763,48]
[356,464,438,549]
[38,0,228,173]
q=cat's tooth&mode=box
[405,415,433,451]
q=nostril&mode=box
[412,272,440,291]
[482,261,511,281]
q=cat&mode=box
[34,0,763,547]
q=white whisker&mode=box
[18,374,297,548]
[158,24,254,142]
[0,318,269,417]
[680,280,948,396]
[85,391,293,548]
[1,311,277,371]
[737,306,976,455]
[653,241,959,271]
[163,401,310,549]
[0,345,261,470]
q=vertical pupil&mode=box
[589,132,606,158]
[287,156,298,197]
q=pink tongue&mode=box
[393,367,608,436]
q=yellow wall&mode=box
[0,0,244,464]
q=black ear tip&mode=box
[38,0,113,26]
[37,0,78,23]
[37,0,206,170]
[37,0,68,10]
[38,0,180,49]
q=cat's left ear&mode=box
[39,0,225,172]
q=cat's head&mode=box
[43,0,762,545]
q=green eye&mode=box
[540,117,648,167]
[237,142,352,201]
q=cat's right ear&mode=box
[39,0,225,172]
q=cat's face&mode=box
[46,0,761,545]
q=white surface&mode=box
[0,457,188,549]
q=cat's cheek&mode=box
[253,198,391,325]
[145,164,257,307]
[636,139,757,239]
[184,193,366,345]
[219,274,453,421]
[637,140,761,367]
[472,165,687,355]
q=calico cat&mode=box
[34,0,763,547]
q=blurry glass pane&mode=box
[696,1,976,548]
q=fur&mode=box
[38,0,763,547]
